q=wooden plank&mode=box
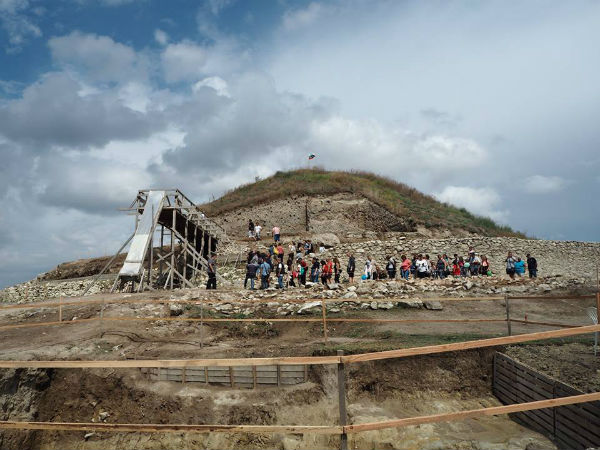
[555,385,600,416]
[1,326,599,370]
[555,403,600,427]
[555,409,600,446]
[512,410,553,435]
[510,319,577,329]
[343,392,600,433]
[555,428,587,450]
[341,325,600,364]
[0,421,341,434]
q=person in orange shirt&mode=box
[400,255,411,280]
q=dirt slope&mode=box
[202,169,525,238]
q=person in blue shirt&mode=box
[260,259,270,289]
[514,257,526,277]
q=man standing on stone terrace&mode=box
[526,253,538,278]
[248,219,254,239]
[346,253,356,284]
[206,253,217,290]
[272,225,281,242]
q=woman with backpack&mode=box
[386,256,397,280]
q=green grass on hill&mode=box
[201,168,525,237]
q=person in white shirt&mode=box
[415,254,428,279]
[364,256,373,279]
[254,224,262,241]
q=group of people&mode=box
[247,219,285,244]
[360,251,490,281]
[243,241,343,290]
[205,222,541,289]
[506,252,537,279]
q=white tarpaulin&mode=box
[119,190,166,277]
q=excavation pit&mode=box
[0,349,577,450]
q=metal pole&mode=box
[505,295,512,336]
[82,233,134,296]
[337,350,348,450]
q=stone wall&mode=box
[322,236,600,282]
[0,278,113,303]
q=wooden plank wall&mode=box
[141,364,308,389]
[493,352,600,449]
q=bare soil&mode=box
[0,287,595,449]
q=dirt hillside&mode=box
[202,169,525,238]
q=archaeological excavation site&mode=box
[0,170,599,450]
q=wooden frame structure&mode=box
[110,189,228,292]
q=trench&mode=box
[0,349,558,450]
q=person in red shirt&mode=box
[321,258,333,284]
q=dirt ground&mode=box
[0,287,596,449]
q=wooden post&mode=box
[505,295,512,336]
[229,366,234,387]
[182,367,186,384]
[252,365,257,389]
[200,299,204,349]
[58,297,62,322]
[204,366,209,384]
[184,215,188,286]
[277,365,281,386]
[337,350,348,450]
[159,225,164,280]
[322,300,329,341]
[170,209,176,290]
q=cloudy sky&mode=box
[1,0,599,288]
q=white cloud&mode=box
[193,76,230,97]
[48,31,143,82]
[524,175,567,194]
[161,40,207,83]
[435,186,509,222]
[0,0,41,52]
[0,72,163,147]
[207,0,235,16]
[283,2,324,31]
[307,117,487,182]
[154,28,168,46]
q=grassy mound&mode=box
[201,169,525,237]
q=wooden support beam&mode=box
[0,325,597,369]
[0,393,597,436]
[505,295,512,336]
[340,324,600,364]
[344,392,600,433]
[337,350,348,450]
[170,209,175,290]
[322,300,328,341]
[0,421,340,434]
